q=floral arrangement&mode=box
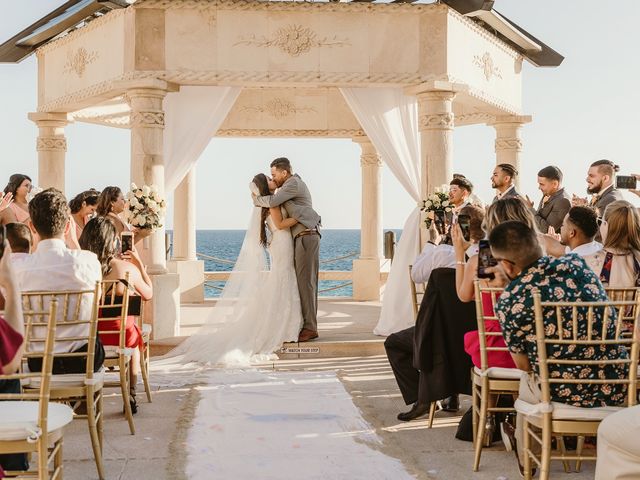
[125,183,166,231]
[420,184,452,228]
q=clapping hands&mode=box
[572,194,588,206]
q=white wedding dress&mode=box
[168,202,303,367]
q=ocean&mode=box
[186,229,401,298]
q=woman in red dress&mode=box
[79,217,153,413]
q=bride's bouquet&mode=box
[125,183,166,231]
[420,184,452,229]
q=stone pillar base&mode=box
[167,259,205,303]
[352,258,383,301]
[146,273,180,340]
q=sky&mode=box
[1,0,639,229]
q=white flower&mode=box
[130,183,138,190]
[135,190,143,199]
[425,200,432,208]
[126,191,134,200]
[442,200,450,207]
[129,197,139,208]
[148,199,157,210]
[136,215,146,227]
[142,185,151,196]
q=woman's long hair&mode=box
[602,200,640,254]
[96,186,122,216]
[79,216,118,276]
[252,174,271,247]
[484,197,538,235]
[4,174,32,198]
[69,188,99,214]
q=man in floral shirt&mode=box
[488,221,628,469]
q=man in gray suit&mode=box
[253,158,321,342]
[572,159,624,217]
[490,163,520,203]
[524,166,572,233]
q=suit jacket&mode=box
[534,188,572,233]
[491,185,520,204]
[412,268,477,402]
[254,174,321,237]
[594,186,624,216]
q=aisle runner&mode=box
[185,370,414,480]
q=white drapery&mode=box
[163,86,241,191]
[340,88,422,336]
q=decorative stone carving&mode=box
[234,24,349,57]
[473,52,503,81]
[36,137,67,152]
[216,129,365,138]
[495,138,523,151]
[63,47,98,78]
[130,111,165,127]
[241,98,316,119]
[360,153,382,168]
[419,113,454,130]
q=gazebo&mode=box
[0,0,562,338]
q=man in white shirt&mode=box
[13,189,103,372]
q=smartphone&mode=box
[120,232,134,254]
[434,210,446,235]
[477,239,498,280]
[458,214,471,242]
[0,225,5,259]
[616,175,637,189]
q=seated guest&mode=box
[6,222,32,258]
[590,200,640,288]
[0,242,28,475]
[595,404,640,480]
[0,174,32,226]
[13,189,104,374]
[385,206,485,421]
[526,166,571,233]
[490,164,519,203]
[69,189,99,239]
[490,221,628,472]
[79,217,152,412]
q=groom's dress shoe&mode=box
[298,329,319,342]
[397,402,430,421]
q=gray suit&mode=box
[491,185,520,204]
[254,174,321,332]
[534,188,572,233]
[593,185,624,216]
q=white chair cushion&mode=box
[0,402,73,441]
[104,346,134,358]
[474,366,525,380]
[515,398,623,421]
[26,370,104,389]
[141,324,152,335]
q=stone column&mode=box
[417,90,456,198]
[126,84,180,339]
[28,112,72,192]
[351,136,383,301]
[167,167,205,303]
[491,115,532,191]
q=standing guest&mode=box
[490,164,519,203]
[13,189,104,374]
[96,186,130,236]
[79,217,152,413]
[448,177,473,214]
[0,174,32,225]
[525,165,571,233]
[453,174,484,208]
[572,159,624,215]
[489,221,629,474]
[69,189,99,239]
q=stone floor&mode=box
[57,299,597,479]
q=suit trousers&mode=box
[385,326,427,406]
[294,234,320,332]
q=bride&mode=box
[170,173,303,366]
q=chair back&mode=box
[22,284,100,380]
[533,292,640,407]
[0,301,58,438]
[474,281,506,372]
[408,265,426,320]
[98,273,131,351]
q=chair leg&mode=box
[54,436,64,480]
[120,357,136,435]
[556,435,571,473]
[87,390,105,480]
[427,401,437,428]
[523,417,533,480]
[473,382,489,471]
[37,436,48,480]
[97,390,104,449]
[471,382,479,445]
[540,416,552,480]
[140,346,152,403]
[575,435,585,472]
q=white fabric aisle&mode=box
[184,370,414,480]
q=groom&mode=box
[253,157,321,342]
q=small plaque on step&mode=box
[280,346,320,354]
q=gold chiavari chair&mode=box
[22,285,105,480]
[98,273,135,435]
[408,265,438,428]
[519,293,640,480]
[471,282,523,472]
[0,301,72,480]
[135,299,152,403]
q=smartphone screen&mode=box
[458,214,471,242]
[616,175,637,189]
[434,210,446,235]
[0,225,5,259]
[121,232,133,254]
[477,239,498,280]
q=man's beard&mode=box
[587,179,603,194]
[491,181,499,189]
